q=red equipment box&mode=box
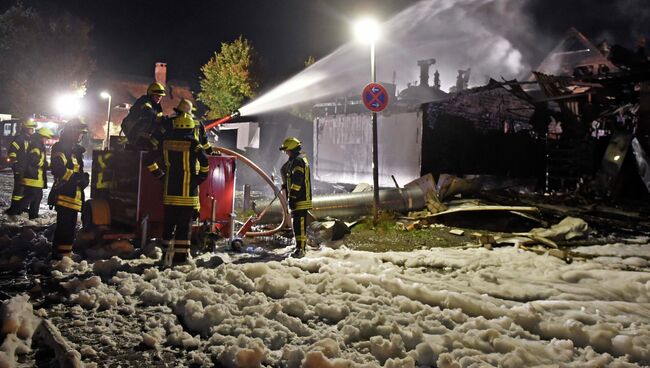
[90,150,236,241]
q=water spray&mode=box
[232,0,535,118]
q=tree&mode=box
[198,35,258,119]
[0,4,95,116]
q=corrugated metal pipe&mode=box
[255,186,427,225]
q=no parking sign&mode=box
[361,83,389,112]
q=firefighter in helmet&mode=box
[120,81,166,150]
[279,137,312,258]
[19,127,54,221]
[147,100,209,266]
[150,99,212,219]
[5,118,37,218]
[50,119,89,259]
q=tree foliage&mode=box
[304,55,316,68]
[198,35,258,119]
[0,3,95,116]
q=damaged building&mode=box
[307,27,650,202]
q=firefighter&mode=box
[279,137,312,258]
[18,127,54,221]
[121,82,166,150]
[5,118,37,218]
[50,120,89,260]
[150,99,211,219]
[147,102,209,266]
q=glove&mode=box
[193,174,207,187]
[152,169,165,181]
[80,172,90,189]
[209,148,222,156]
[72,145,86,156]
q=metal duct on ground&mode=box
[255,186,427,224]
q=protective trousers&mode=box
[162,205,193,264]
[292,209,309,252]
[6,173,24,215]
[19,187,43,219]
[53,206,78,259]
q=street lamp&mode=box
[354,17,381,223]
[100,91,112,150]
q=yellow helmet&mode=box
[172,113,195,130]
[147,82,166,96]
[279,137,301,151]
[37,127,54,139]
[176,99,193,114]
[22,118,37,129]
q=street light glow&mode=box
[354,17,380,43]
[100,91,111,99]
[54,93,82,117]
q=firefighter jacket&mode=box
[195,122,212,152]
[151,116,211,153]
[21,136,48,188]
[8,132,30,174]
[121,95,164,150]
[281,152,312,211]
[50,139,87,211]
[93,151,113,190]
[148,127,209,207]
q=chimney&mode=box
[155,62,167,85]
[433,70,440,90]
[417,58,436,87]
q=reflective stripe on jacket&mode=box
[8,133,29,172]
[51,141,84,211]
[148,126,209,207]
[20,138,48,188]
[282,152,312,211]
[95,152,113,189]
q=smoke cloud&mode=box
[241,0,645,116]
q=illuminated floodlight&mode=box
[54,93,82,117]
[100,91,111,99]
[354,17,381,44]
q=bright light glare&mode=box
[54,94,82,117]
[100,91,111,99]
[354,17,381,43]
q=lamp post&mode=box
[354,17,381,223]
[100,91,112,150]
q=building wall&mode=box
[314,112,422,186]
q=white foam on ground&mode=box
[0,294,41,367]
[16,240,650,367]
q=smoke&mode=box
[524,0,650,48]
[239,0,558,116]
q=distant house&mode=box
[85,62,194,141]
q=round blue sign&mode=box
[362,83,389,112]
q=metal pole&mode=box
[105,95,112,150]
[371,40,380,224]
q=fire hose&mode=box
[213,146,289,237]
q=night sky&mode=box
[0,0,648,90]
